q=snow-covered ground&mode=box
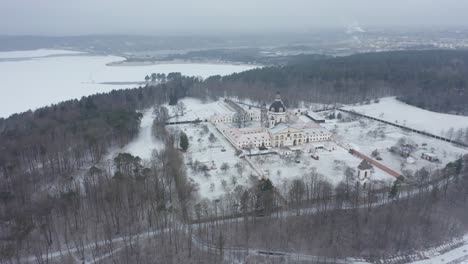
[0,49,257,117]
[104,99,253,200]
[342,97,468,137]
[322,112,468,178]
[105,108,163,165]
[169,122,256,200]
[116,98,468,200]
[165,98,396,199]
[165,98,236,122]
[0,49,83,59]
[251,142,395,188]
[411,234,468,264]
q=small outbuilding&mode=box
[421,152,438,162]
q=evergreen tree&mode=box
[256,178,275,215]
[389,179,401,199]
[180,131,189,151]
[151,73,157,83]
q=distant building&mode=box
[213,92,332,150]
[421,152,438,162]
[306,111,326,123]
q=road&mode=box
[22,222,368,264]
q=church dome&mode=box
[358,160,373,170]
[269,92,286,113]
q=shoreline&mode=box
[106,59,261,68]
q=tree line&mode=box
[189,50,468,115]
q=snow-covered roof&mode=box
[307,112,326,121]
[303,127,330,135]
[225,127,271,144]
[294,121,321,129]
[422,152,438,158]
[269,123,302,134]
[311,143,325,148]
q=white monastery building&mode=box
[212,93,332,150]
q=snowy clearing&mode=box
[342,97,468,136]
[0,50,257,117]
[105,108,164,165]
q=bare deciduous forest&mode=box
[1,51,468,263]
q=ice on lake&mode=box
[0,49,257,117]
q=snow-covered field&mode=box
[322,112,468,178]
[0,49,257,117]
[166,98,236,122]
[342,97,468,136]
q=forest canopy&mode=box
[192,50,468,115]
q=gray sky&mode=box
[1,0,467,35]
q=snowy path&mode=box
[23,221,369,264]
[22,227,169,263]
[410,234,468,264]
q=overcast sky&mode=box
[1,0,467,35]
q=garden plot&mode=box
[323,115,468,177]
[170,122,256,200]
[342,97,468,137]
